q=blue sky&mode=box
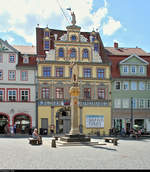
[0,0,150,52]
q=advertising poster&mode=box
[86,115,104,128]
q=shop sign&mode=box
[86,115,104,128]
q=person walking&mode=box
[14,123,16,134]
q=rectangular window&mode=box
[147,82,150,90]
[131,82,137,90]
[114,99,121,108]
[8,71,16,80]
[44,31,49,37]
[139,66,144,74]
[0,70,3,80]
[132,98,137,109]
[56,67,63,77]
[21,71,28,81]
[131,66,136,74]
[70,68,72,78]
[123,66,128,73]
[0,54,3,63]
[97,69,104,79]
[23,57,29,64]
[98,88,105,99]
[147,100,150,109]
[94,43,98,51]
[122,99,129,108]
[83,68,91,78]
[41,88,50,99]
[139,99,145,108]
[123,82,129,90]
[43,67,51,77]
[44,40,50,50]
[9,54,15,63]
[20,90,29,102]
[8,89,17,101]
[56,88,64,99]
[139,82,145,90]
[84,88,91,99]
[0,89,4,101]
[115,81,121,90]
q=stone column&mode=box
[69,86,80,135]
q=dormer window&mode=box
[44,31,49,37]
[94,43,98,51]
[71,35,76,41]
[44,40,50,50]
[23,56,29,64]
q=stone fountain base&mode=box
[60,133,91,142]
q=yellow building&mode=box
[36,19,111,136]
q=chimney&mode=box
[114,42,118,49]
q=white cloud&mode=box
[0,0,123,45]
[102,16,122,36]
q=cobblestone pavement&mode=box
[0,136,150,170]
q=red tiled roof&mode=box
[13,45,36,54]
[105,47,149,56]
[106,48,150,78]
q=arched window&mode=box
[59,48,64,57]
[70,48,76,58]
[82,49,89,58]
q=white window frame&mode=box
[20,90,29,102]
[132,98,137,109]
[122,99,129,108]
[115,81,121,90]
[123,81,129,90]
[131,66,136,74]
[131,81,137,90]
[139,99,145,108]
[8,71,16,80]
[139,66,144,74]
[0,90,4,101]
[123,66,129,73]
[139,81,145,90]
[114,99,121,108]
[8,90,17,101]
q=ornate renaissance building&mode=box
[36,14,112,135]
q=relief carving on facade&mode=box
[59,34,67,41]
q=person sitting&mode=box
[32,128,41,142]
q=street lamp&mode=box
[130,97,133,130]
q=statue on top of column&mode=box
[71,12,76,26]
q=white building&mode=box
[0,39,37,134]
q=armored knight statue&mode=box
[71,12,76,26]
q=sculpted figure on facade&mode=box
[70,61,78,84]
[71,12,76,26]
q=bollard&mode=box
[113,139,118,146]
[51,139,56,148]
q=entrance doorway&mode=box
[0,114,9,134]
[56,107,71,134]
[14,114,31,134]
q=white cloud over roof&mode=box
[0,0,123,45]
